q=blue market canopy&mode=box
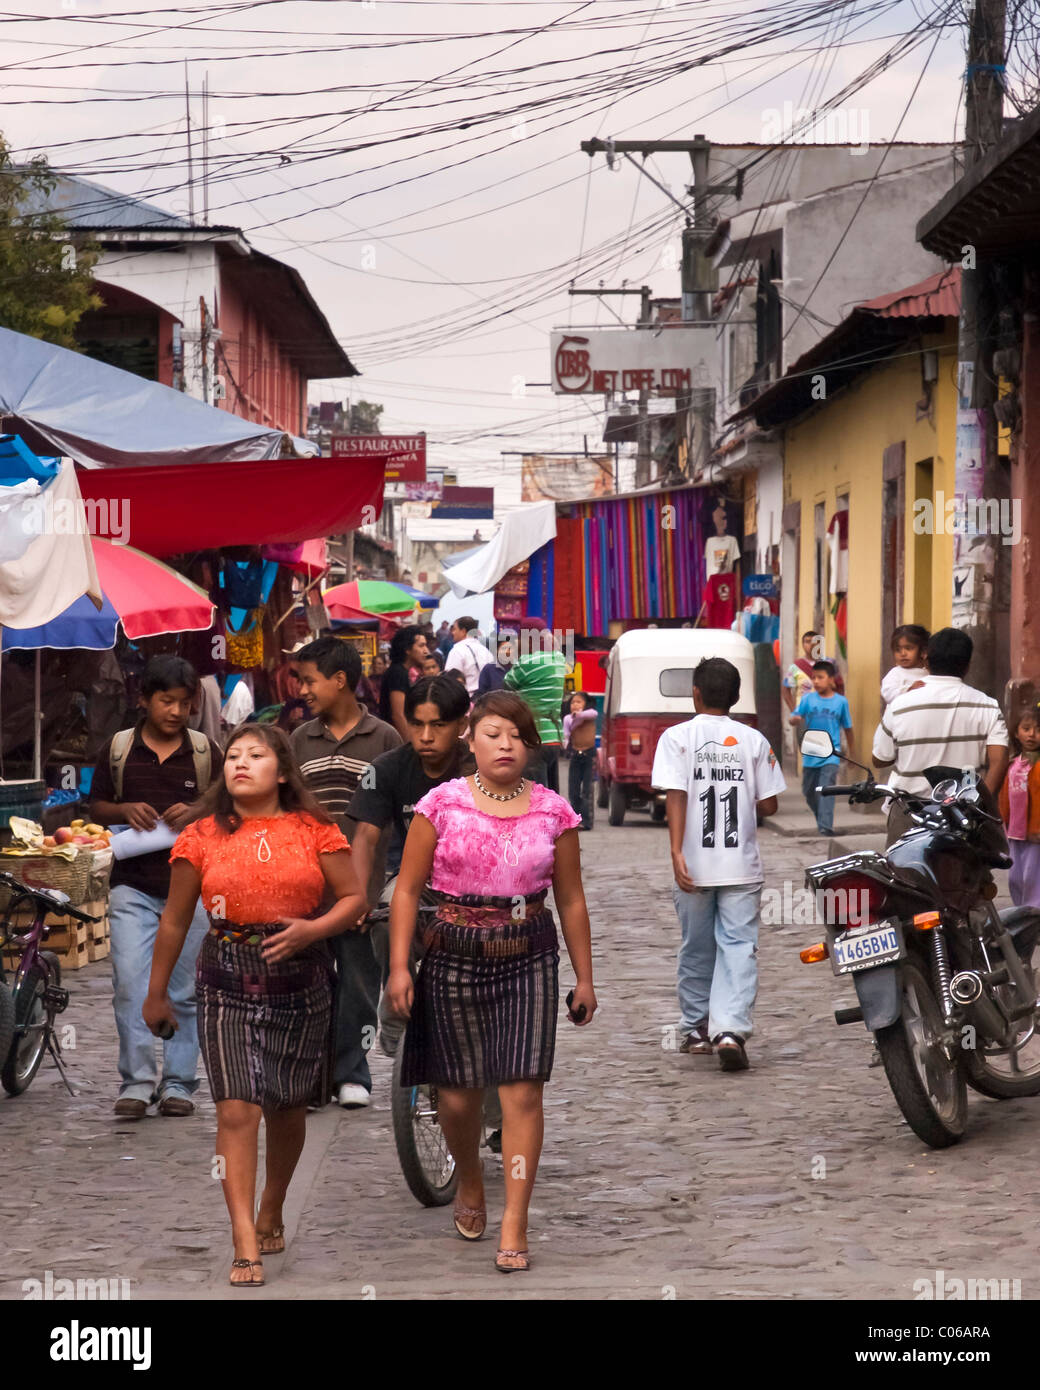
[0,324,317,468]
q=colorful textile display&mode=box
[549,489,704,634]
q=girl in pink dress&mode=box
[388,690,597,1273]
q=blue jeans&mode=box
[671,882,762,1040]
[567,748,596,828]
[109,884,209,1102]
[332,927,382,1092]
[802,762,839,831]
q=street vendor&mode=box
[90,655,223,1121]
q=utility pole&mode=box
[184,61,195,226]
[199,295,210,404]
[580,136,741,481]
[569,284,654,485]
[954,0,1007,695]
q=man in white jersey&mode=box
[652,657,786,1071]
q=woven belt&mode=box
[420,926,543,959]
[430,891,547,929]
[208,918,284,947]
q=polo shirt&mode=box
[90,723,224,898]
[871,675,1009,796]
[292,710,401,903]
[347,740,475,846]
[504,649,567,744]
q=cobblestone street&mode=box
[1,799,1035,1302]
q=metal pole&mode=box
[33,649,41,782]
[953,0,1007,695]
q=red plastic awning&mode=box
[76,456,385,556]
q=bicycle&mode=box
[366,884,460,1207]
[0,868,101,1097]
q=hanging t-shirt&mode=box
[651,714,787,886]
[704,572,737,628]
[705,532,741,577]
[826,510,849,595]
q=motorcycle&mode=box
[798,729,1040,1148]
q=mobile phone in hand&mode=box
[565,989,587,1023]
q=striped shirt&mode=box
[871,675,1008,796]
[292,712,401,901]
[504,650,567,744]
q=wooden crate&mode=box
[3,921,91,972]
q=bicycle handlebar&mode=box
[0,870,102,924]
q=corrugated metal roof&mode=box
[19,173,195,231]
[859,267,960,319]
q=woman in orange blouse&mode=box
[144,723,366,1288]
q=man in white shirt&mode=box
[443,615,493,695]
[652,657,786,1071]
[872,627,1009,844]
[705,504,741,578]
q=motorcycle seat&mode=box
[985,852,1014,870]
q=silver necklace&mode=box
[474,771,526,803]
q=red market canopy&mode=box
[93,538,215,639]
[76,457,385,556]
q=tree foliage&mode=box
[348,399,384,435]
[0,136,102,349]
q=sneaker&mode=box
[157,1095,195,1117]
[336,1083,371,1109]
[818,828,836,837]
[679,1025,713,1055]
[113,1097,148,1119]
[713,1033,750,1072]
[868,1041,883,1069]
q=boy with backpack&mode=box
[651,657,786,1072]
[90,655,222,1119]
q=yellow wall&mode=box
[784,329,957,753]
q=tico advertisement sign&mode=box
[550,327,717,395]
[331,434,426,482]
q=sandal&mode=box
[453,1200,487,1241]
[496,1248,530,1273]
[229,1258,264,1287]
[257,1225,285,1255]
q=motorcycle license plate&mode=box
[830,920,904,975]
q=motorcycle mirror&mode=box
[930,778,959,802]
[800,730,834,760]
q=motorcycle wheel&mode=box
[390,1029,458,1207]
[961,944,1040,1098]
[2,959,49,1096]
[875,961,967,1148]
[608,782,626,826]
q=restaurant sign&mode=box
[331,434,426,482]
[550,327,717,395]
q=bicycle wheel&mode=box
[0,979,14,1070]
[2,958,49,1096]
[390,1031,458,1207]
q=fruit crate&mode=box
[2,897,108,974]
[3,920,90,972]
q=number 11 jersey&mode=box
[651,715,787,886]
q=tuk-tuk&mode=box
[596,628,759,826]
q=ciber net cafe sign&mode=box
[550,328,716,395]
[331,434,426,482]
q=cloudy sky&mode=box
[1,1,979,493]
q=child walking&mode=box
[651,657,786,1071]
[881,624,929,707]
[790,660,854,836]
[564,690,597,831]
[1000,708,1040,908]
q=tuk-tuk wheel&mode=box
[608,782,626,826]
[597,777,609,810]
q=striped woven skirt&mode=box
[399,892,559,1089]
[195,920,335,1110]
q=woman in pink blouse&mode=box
[388,689,597,1272]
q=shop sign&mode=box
[550,327,717,395]
[331,434,426,482]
